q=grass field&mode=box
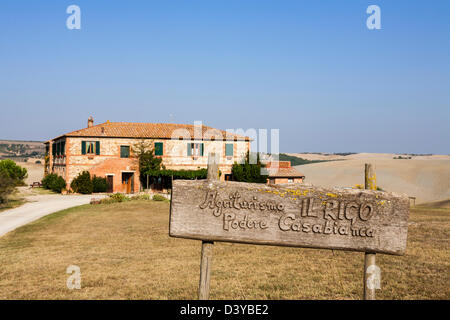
[0,200,448,299]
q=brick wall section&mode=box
[270,177,304,184]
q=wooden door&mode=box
[107,176,113,193]
[127,177,132,194]
[122,173,134,194]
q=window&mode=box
[53,140,66,156]
[225,143,234,157]
[86,142,95,154]
[120,146,130,158]
[155,142,163,156]
[187,143,204,157]
[59,141,65,156]
[288,178,294,183]
[82,141,100,155]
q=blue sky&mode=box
[0,0,449,154]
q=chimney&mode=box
[87,116,94,128]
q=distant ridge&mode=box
[0,140,45,158]
[0,139,44,143]
[417,199,450,209]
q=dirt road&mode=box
[0,194,100,237]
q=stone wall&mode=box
[53,137,250,193]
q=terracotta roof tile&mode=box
[56,122,250,141]
[265,161,305,178]
[267,167,305,178]
[266,161,291,169]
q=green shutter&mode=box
[155,142,163,156]
[226,143,234,156]
[187,143,192,156]
[81,141,86,155]
[200,143,204,156]
[52,143,56,156]
[95,141,100,155]
[62,141,65,155]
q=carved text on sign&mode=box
[169,180,410,255]
[198,190,376,237]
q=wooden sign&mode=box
[169,180,410,255]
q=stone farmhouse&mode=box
[45,118,251,193]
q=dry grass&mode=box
[0,189,26,213]
[0,199,26,213]
[0,187,55,213]
[0,200,448,300]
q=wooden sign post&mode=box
[198,153,219,300]
[364,163,377,300]
[169,157,409,299]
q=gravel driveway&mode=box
[0,194,102,237]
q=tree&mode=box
[231,152,268,183]
[0,169,15,204]
[0,160,28,204]
[0,159,28,186]
[132,140,164,188]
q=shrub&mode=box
[51,176,66,193]
[42,174,66,193]
[99,193,155,204]
[130,194,151,201]
[92,176,108,193]
[42,174,58,189]
[109,193,129,202]
[100,193,130,204]
[152,194,167,201]
[71,171,93,194]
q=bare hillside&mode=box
[0,140,45,159]
[289,152,450,161]
[15,161,45,185]
[295,158,450,204]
